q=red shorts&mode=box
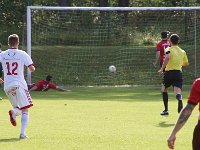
[188,78,200,109]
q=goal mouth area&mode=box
[26,6,199,86]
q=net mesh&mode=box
[29,8,200,86]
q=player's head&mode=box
[0,43,1,48]
[161,31,170,39]
[46,75,52,82]
[169,34,180,45]
[8,34,19,48]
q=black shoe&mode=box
[160,110,169,116]
[178,101,183,113]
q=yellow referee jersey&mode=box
[165,46,188,71]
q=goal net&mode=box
[27,6,200,86]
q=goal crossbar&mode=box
[27,6,200,11]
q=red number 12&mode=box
[6,62,18,75]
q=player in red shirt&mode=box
[154,31,171,116]
[153,31,171,67]
[28,75,68,92]
[168,77,200,150]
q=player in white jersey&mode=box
[0,34,35,139]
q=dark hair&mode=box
[46,75,52,81]
[161,31,170,39]
[170,34,180,45]
[0,43,1,48]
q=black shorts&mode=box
[163,70,182,89]
[193,120,200,150]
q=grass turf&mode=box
[0,86,196,150]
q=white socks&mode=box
[20,111,29,135]
[11,108,29,135]
[13,108,21,116]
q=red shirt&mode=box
[156,40,170,63]
[188,78,200,110]
[34,80,57,91]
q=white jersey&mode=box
[0,49,33,90]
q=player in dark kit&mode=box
[158,34,189,116]
[168,77,200,150]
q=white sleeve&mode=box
[22,51,33,66]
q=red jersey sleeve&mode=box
[188,78,200,106]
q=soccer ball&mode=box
[109,65,116,73]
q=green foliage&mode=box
[0,1,26,44]
[0,0,198,44]
[0,0,199,45]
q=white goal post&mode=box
[27,6,200,85]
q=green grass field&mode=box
[0,86,196,150]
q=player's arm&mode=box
[28,64,35,72]
[49,82,68,92]
[158,51,170,74]
[182,52,189,67]
[182,62,189,67]
[56,86,65,91]
[27,65,35,91]
[167,103,196,149]
[55,86,68,91]
[0,78,4,84]
[153,51,160,66]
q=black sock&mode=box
[176,94,182,101]
[162,92,168,111]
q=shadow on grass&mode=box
[0,138,20,142]
[30,86,164,102]
[24,86,190,102]
[158,121,175,128]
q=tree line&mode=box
[0,0,198,44]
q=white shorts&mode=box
[5,86,33,110]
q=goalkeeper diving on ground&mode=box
[28,75,70,92]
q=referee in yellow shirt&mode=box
[158,34,189,116]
